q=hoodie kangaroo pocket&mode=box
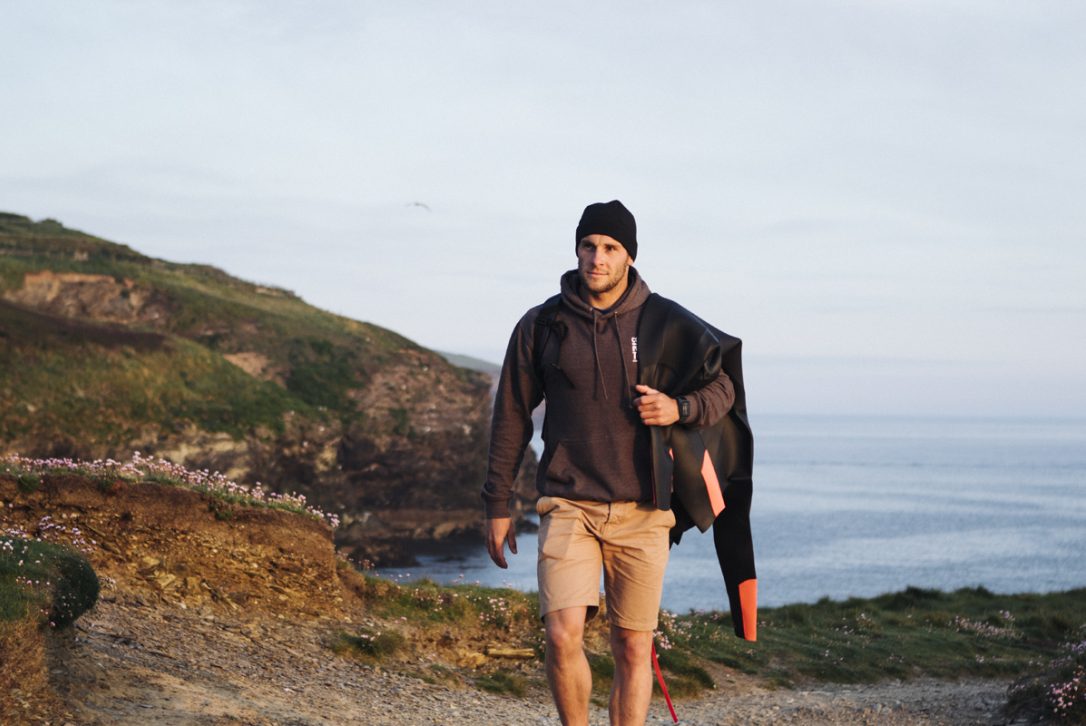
[542,437,617,497]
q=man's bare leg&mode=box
[609,625,654,726]
[545,607,591,726]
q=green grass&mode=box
[0,300,306,445]
[419,663,461,687]
[354,575,537,629]
[341,565,1086,718]
[342,572,1086,719]
[663,586,1086,688]
[0,538,99,627]
[586,651,615,695]
[654,647,715,696]
[14,471,40,494]
[0,212,147,265]
[331,627,407,662]
[344,573,1086,697]
[284,337,365,411]
[475,670,529,696]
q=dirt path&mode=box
[671,679,1010,725]
[44,590,1014,726]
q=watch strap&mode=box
[676,396,690,423]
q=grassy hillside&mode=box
[0,212,427,442]
[0,299,300,446]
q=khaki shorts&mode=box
[535,496,676,632]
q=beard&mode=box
[579,263,628,296]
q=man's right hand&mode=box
[486,516,517,569]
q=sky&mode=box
[3,1,1084,417]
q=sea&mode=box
[376,415,1086,613]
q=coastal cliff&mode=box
[0,212,537,564]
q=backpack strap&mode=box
[531,294,569,389]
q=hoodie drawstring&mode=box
[591,309,608,401]
[589,310,633,407]
[613,311,632,408]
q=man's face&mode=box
[577,234,632,296]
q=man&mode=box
[483,200,746,725]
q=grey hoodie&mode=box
[482,268,734,518]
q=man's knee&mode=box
[610,626,653,668]
[545,608,587,655]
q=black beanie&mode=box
[575,200,637,260]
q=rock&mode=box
[152,572,178,590]
[484,646,536,659]
[138,556,161,575]
[455,649,488,668]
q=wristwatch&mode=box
[675,396,690,423]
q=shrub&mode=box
[332,627,406,661]
[15,472,41,494]
[1007,640,1086,723]
[0,536,99,627]
[655,647,715,692]
[47,545,100,627]
[475,671,527,696]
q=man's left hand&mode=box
[634,384,680,426]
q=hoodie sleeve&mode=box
[481,310,544,518]
[683,368,735,428]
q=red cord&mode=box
[652,641,678,723]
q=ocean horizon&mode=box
[377,414,1086,613]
